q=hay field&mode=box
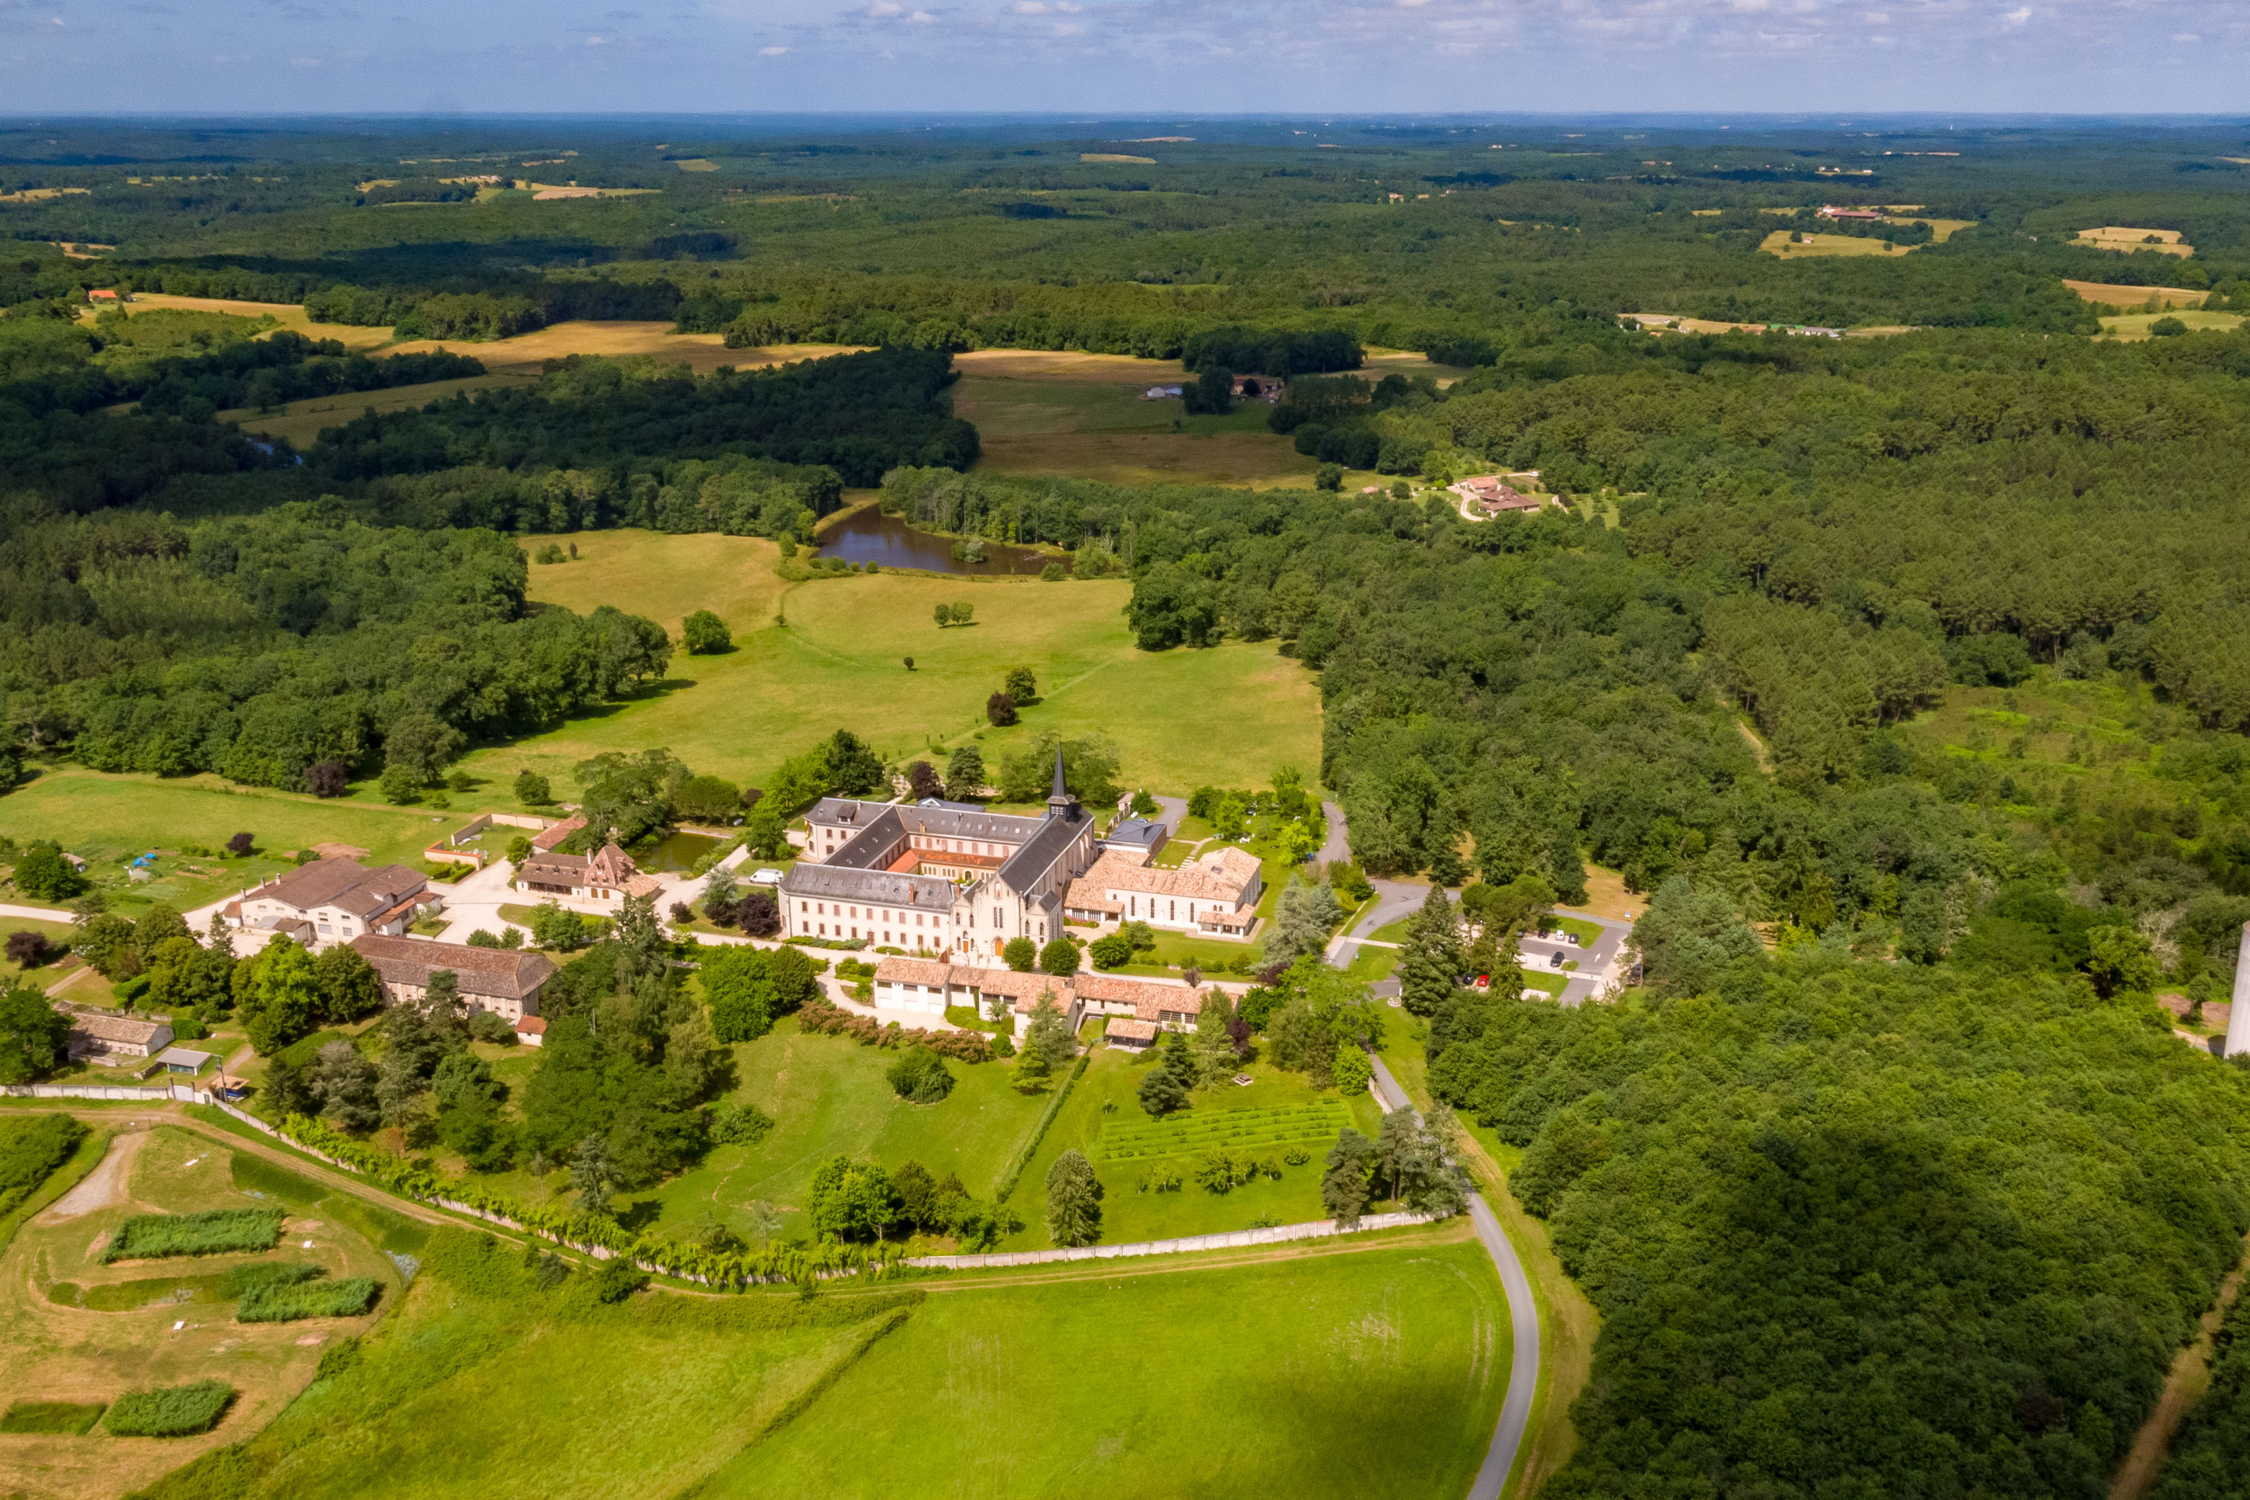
[1079,153,1157,164]
[0,1126,407,1500]
[88,294,394,350]
[672,158,718,171]
[455,528,1322,798]
[383,323,858,375]
[2072,225,2193,256]
[0,186,90,203]
[1882,214,1975,242]
[1759,230,1914,258]
[2062,279,2208,310]
[2096,310,2247,341]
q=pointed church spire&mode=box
[1046,745,1076,820]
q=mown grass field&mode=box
[994,1048,1381,1249]
[709,1239,1508,1500]
[1759,229,1915,258]
[2097,309,2247,341]
[0,768,443,916]
[456,529,1322,800]
[0,1125,405,1500]
[950,348,1327,488]
[135,1228,1505,1500]
[87,293,393,349]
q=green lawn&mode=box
[995,1048,1382,1248]
[469,1018,1055,1242]
[1519,970,1567,998]
[1545,916,1602,946]
[0,767,445,916]
[0,917,76,984]
[141,1228,1506,1500]
[718,1239,1509,1500]
[455,535,1321,801]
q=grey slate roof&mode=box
[996,814,1084,895]
[782,862,960,908]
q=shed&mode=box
[152,1047,213,1076]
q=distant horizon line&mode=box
[2,109,2248,123]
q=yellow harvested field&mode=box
[2096,310,2247,341]
[384,324,861,375]
[1079,153,1157,165]
[2072,226,2194,257]
[951,349,1187,383]
[84,293,395,349]
[1883,215,1975,242]
[1760,230,1915,258]
[1625,312,1769,335]
[48,241,114,258]
[527,184,658,199]
[673,158,719,171]
[2062,279,2208,309]
[0,185,89,202]
[1689,208,1722,217]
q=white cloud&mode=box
[1012,1,1047,12]
[759,41,788,52]
[2001,5,2031,23]
[907,7,934,20]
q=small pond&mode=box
[631,831,724,873]
[816,508,1061,576]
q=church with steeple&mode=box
[778,748,1100,959]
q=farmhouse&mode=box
[56,1003,172,1067]
[349,933,556,1036]
[1817,205,1884,222]
[512,842,659,906]
[1064,846,1263,935]
[783,753,1099,958]
[87,288,128,303]
[870,956,1208,1040]
[229,858,433,946]
[1448,476,1546,514]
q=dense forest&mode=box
[9,114,2250,1498]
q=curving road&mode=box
[1317,796,1547,1498]
[1367,1050,1540,1499]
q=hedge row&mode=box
[257,1112,902,1290]
[797,997,993,1063]
[993,1051,1092,1206]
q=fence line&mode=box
[906,1211,1436,1269]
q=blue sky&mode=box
[5,0,2245,114]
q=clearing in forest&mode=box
[2062,279,2209,309]
[1079,152,1157,164]
[457,528,1323,800]
[1759,230,1914,258]
[2072,226,2194,256]
[2096,310,2247,341]
[0,1125,408,1500]
[86,293,394,349]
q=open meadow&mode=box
[0,768,446,917]
[949,347,1444,489]
[2072,225,2194,256]
[456,529,1322,800]
[2062,279,2208,309]
[704,1238,1508,1500]
[1759,229,1915,258]
[2097,310,2248,341]
[0,1124,409,1500]
[132,1227,1505,1500]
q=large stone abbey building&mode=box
[779,752,1099,959]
